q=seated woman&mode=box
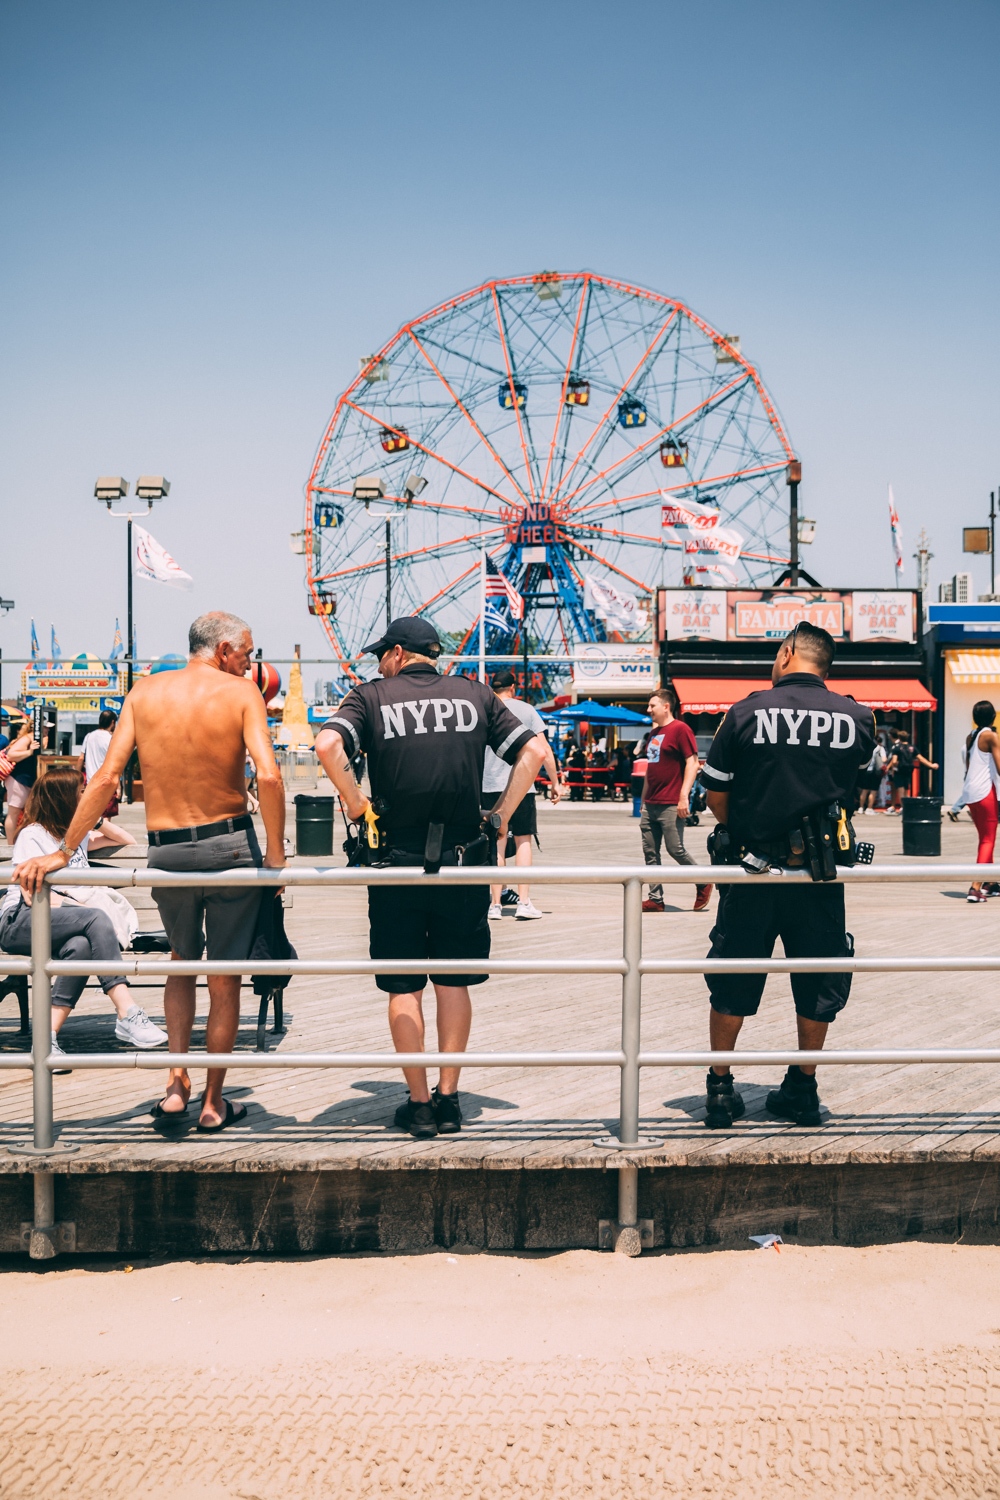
[0,767,167,1063]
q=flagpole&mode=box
[127,514,134,696]
[478,547,486,683]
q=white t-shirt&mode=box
[482,696,546,795]
[0,825,91,918]
[82,729,112,781]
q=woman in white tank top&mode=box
[959,700,1000,902]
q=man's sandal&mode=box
[195,1099,248,1134]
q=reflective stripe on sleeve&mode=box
[321,716,359,757]
[496,726,533,762]
[700,763,733,784]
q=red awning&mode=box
[672,677,937,714]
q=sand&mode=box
[3,1243,1000,1496]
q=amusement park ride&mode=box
[300,272,798,691]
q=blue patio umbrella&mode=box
[544,699,649,726]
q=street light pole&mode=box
[0,596,14,716]
[385,516,392,628]
[126,514,135,695]
[94,476,170,802]
[787,460,802,587]
[991,490,996,598]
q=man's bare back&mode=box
[129,664,262,830]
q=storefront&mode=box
[658,587,936,773]
[925,603,1000,804]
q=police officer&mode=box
[698,620,875,1129]
[315,616,546,1139]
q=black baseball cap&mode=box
[362,615,442,659]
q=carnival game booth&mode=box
[658,586,936,783]
[924,601,1000,805]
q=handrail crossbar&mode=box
[6,862,1000,889]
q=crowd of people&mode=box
[1,608,997,1140]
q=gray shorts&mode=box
[147,826,263,961]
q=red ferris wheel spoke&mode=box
[344,399,515,509]
[407,328,531,507]
[679,304,795,463]
[572,459,791,518]
[491,285,538,504]
[539,276,590,502]
[565,537,655,593]
[311,483,497,525]
[547,307,679,506]
[418,558,482,615]
[557,371,750,510]
[315,525,506,584]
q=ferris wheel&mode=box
[302,272,794,684]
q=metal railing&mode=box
[3,860,1000,1258]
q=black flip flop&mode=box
[152,1099,188,1121]
[195,1099,248,1134]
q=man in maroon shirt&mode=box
[640,689,712,913]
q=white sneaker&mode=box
[50,1032,72,1074]
[515,899,542,920]
[488,902,503,920]
[115,1005,169,1049]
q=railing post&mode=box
[618,876,642,1149]
[13,880,78,1257]
[31,884,54,1152]
[595,876,657,1257]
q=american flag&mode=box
[484,555,524,623]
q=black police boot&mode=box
[704,1070,745,1129]
[432,1086,462,1134]
[394,1096,439,1138]
[766,1066,823,1127]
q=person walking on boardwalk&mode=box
[955,700,1000,903]
[481,669,560,922]
[639,689,710,913]
[315,616,546,1140]
[13,611,286,1132]
[697,621,875,1130]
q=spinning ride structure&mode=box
[303,272,794,686]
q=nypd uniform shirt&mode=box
[324,664,537,841]
[701,672,876,844]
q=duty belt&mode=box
[148,814,252,847]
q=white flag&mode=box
[683,525,744,563]
[692,562,739,585]
[661,496,723,533]
[133,524,193,590]
[888,485,904,578]
[584,574,648,632]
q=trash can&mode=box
[901,796,941,857]
[630,776,645,818]
[294,793,335,857]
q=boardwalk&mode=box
[2,798,999,1171]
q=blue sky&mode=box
[1,0,998,672]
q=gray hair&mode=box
[188,611,251,658]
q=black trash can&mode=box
[294,793,335,856]
[901,795,941,857]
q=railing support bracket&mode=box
[599,1219,653,1255]
[21,1172,75,1259]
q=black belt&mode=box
[148,814,252,847]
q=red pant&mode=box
[968,789,999,864]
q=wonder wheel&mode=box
[302,272,794,685]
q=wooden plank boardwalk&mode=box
[3,796,1000,1173]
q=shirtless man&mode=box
[15,611,285,1131]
